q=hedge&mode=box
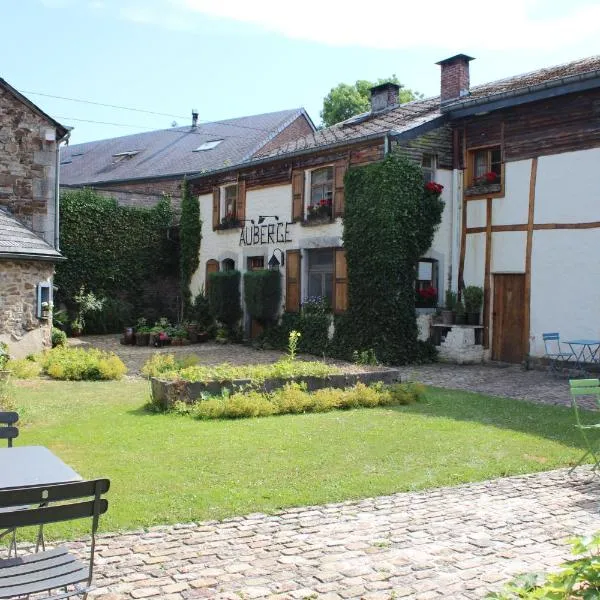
[243,270,281,324]
[208,270,242,329]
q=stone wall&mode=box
[0,86,59,245]
[0,259,54,358]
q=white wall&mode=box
[466,199,486,229]
[491,231,526,273]
[192,168,455,314]
[493,159,531,226]
[463,232,485,288]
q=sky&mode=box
[2,0,600,145]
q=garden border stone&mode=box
[150,368,401,410]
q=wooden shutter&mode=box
[333,161,347,218]
[212,188,220,230]
[236,180,246,222]
[333,248,348,314]
[285,250,301,313]
[205,259,220,292]
[291,170,304,222]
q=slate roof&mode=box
[0,209,62,261]
[61,109,311,186]
[253,54,600,161]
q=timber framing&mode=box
[466,221,600,234]
[523,158,537,359]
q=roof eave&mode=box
[390,115,448,141]
[443,70,600,118]
[0,251,65,262]
[187,131,390,181]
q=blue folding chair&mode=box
[569,379,600,475]
[543,332,575,375]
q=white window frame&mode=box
[422,153,437,184]
[305,165,335,220]
[221,184,238,220]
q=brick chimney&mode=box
[370,82,400,113]
[191,108,199,128]
[436,54,474,104]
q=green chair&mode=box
[569,379,600,474]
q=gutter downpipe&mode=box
[450,167,462,293]
[53,130,70,251]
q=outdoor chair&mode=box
[569,379,600,475]
[0,478,109,599]
[543,333,575,375]
[0,412,18,447]
[0,412,19,558]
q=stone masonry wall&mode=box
[0,87,59,244]
[0,259,54,358]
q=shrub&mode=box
[83,297,134,334]
[487,532,600,599]
[208,270,242,330]
[257,312,330,356]
[463,285,484,313]
[243,270,282,324]
[0,377,15,411]
[0,342,9,370]
[141,353,200,378]
[42,347,127,381]
[190,291,214,333]
[173,382,422,420]
[51,327,67,348]
[7,358,42,379]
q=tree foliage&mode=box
[332,153,444,364]
[179,180,201,316]
[320,75,423,127]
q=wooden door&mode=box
[492,274,526,363]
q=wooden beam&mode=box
[523,157,538,359]
[458,181,467,292]
[467,221,600,234]
[483,197,493,348]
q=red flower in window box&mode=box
[424,182,444,194]
[416,286,438,307]
[474,172,499,185]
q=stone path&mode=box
[54,468,597,599]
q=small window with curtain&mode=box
[247,256,264,271]
[422,154,436,184]
[466,146,503,195]
[415,259,438,307]
[307,167,333,222]
[222,185,238,224]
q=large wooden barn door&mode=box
[492,274,526,363]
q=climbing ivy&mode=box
[179,180,201,316]
[55,188,175,320]
[332,153,444,364]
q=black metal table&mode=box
[0,446,81,488]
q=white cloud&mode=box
[144,0,600,51]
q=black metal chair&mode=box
[0,478,109,599]
[0,412,19,557]
[0,412,18,447]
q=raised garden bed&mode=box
[151,368,401,410]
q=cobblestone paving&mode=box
[55,468,597,599]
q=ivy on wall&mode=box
[332,153,444,364]
[179,180,201,316]
[55,189,176,323]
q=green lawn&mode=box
[10,379,593,539]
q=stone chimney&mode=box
[191,108,199,128]
[436,54,474,104]
[370,82,400,113]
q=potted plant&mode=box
[442,290,456,325]
[135,318,151,346]
[40,301,53,320]
[463,285,483,325]
[454,300,466,325]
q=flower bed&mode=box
[150,360,401,410]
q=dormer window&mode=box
[112,150,140,163]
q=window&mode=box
[307,249,334,304]
[308,167,333,221]
[415,259,439,307]
[193,140,223,152]
[247,256,264,271]
[468,146,502,188]
[422,154,437,184]
[223,185,238,220]
[222,258,235,271]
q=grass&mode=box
[10,379,595,540]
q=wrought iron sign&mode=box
[239,216,292,247]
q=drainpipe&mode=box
[450,168,462,292]
[383,133,390,156]
[53,130,71,250]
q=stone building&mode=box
[0,78,68,357]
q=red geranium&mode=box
[425,182,444,194]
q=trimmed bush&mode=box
[42,347,127,381]
[182,381,423,420]
[257,312,330,356]
[243,270,282,324]
[141,353,199,378]
[51,327,67,348]
[208,270,242,329]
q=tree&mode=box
[320,75,422,127]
